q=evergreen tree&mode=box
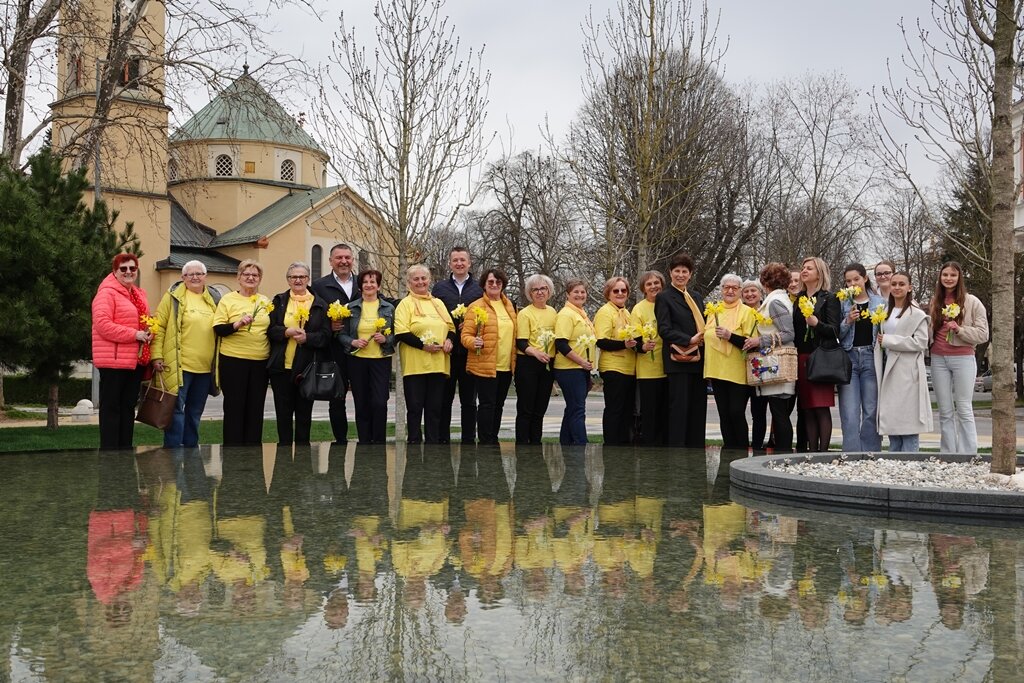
[0,148,138,427]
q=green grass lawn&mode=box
[0,420,371,453]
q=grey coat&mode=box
[874,305,933,436]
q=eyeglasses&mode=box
[722,285,740,291]
[288,275,308,281]
[241,272,260,279]
[611,288,628,294]
[485,279,503,286]
[183,272,205,278]
[118,265,138,273]
[530,286,549,292]
[875,271,892,277]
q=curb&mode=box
[730,451,1024,525]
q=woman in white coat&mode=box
[874,272,933,452]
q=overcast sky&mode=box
[277,0,938,182]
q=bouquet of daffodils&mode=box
[641,320,658,361]
[835,285,862,302]
[248,295,274,331]
[869,304,888,335]
[451,303,468,319]
[941,303,961,342]
[703,300,726,325]
[575,334,597,362]
[471,306,489,354]
[327,300,351,322]
[294,306,310,329]
[797,296,816,340]
[419,330,440,347]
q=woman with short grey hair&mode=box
[151,259,221,446]
[514,273,558,443]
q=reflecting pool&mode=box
[1,444,1023,681]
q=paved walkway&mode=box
[9,390,1024,450]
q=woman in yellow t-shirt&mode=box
[630,270,667,446]
[150,260,221,448]
[594,276,638,445]
[339,269,396,444]
[703,273,755,450]
[212,259,271,446]
[553,279,596,445]
[514,273,558,444]
[267,262,330,445]
[394,264,456,444]
[461,269,518,445]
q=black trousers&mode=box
[769,395,796,452]
[219,354,268,446]
[514,356,554,444]
[349,355,392,444]
[601,370,636,446]
[711,379,749,450]
[749,390,769,449]
[440,351,476,443]
[666,372,707,448]
[475,370,512,444]
[404,372,446,443]
[327,351,349,443]
[270,371,313,445]
[637,377,668,446]
[98,366,145,450]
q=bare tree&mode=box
[315,0,490,440]
[877,186,942,290]
[564,0,725,285]
[874,0,1019,473]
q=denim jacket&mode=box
[838,291,887,351]
[337,297,397,356]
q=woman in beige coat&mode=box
[874,272,932,452]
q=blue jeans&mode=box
[164,371,212,447]
[930,354,978,454]
[554,368,589,445]
[837,346,880,452]
[888,434,919,452]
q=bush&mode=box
[3,375,92,406]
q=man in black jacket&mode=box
[310,243,361,443]
[431,246,484,444]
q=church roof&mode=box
[170,201,216,248]
[157,248,240,274]
[170,67,324,154]
[208,186,343,247]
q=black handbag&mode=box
[806,333,852,385]
[299,354,344,401]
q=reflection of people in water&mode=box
[323,586,349,629]
[700,503,769,612]
[456,451,513,605]
[929,533,990,630]
[393,447,452,609]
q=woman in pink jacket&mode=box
[92,253,153,449]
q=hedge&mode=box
[2,376,92,406]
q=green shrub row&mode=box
[2,376,92,406]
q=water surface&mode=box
[1,444,1022,682]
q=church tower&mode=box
[51,0,172,307]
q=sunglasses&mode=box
[118,265,138,273]
[611,288,628,294]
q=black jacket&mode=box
[267,292,330,380]
[654,286,705,374]
[431,274,484,359]
[793,289,841,354]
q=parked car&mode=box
[975,371,992,393]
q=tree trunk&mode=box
[988,0,1017,474]
[0,370,5,409]
[46,382,59,429]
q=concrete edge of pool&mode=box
[730,452,1024,524]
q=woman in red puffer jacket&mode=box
[92,253,153,449]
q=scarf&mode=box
[128,284,152,365]
[411,292,447,319]
[675,285,705,335]
[708,299,741,357]
[565,301,595,335]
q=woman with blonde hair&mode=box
[594,276,638,445]
[793,256,841,452]
[394,264,455,443]
[630,270,667,446]
[213,259,272,446]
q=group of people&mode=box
[91,245,987,454]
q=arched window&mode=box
[311,245,323,280]
[214,154,233,177]
[167,159,178,181]
[280,158,296,182]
